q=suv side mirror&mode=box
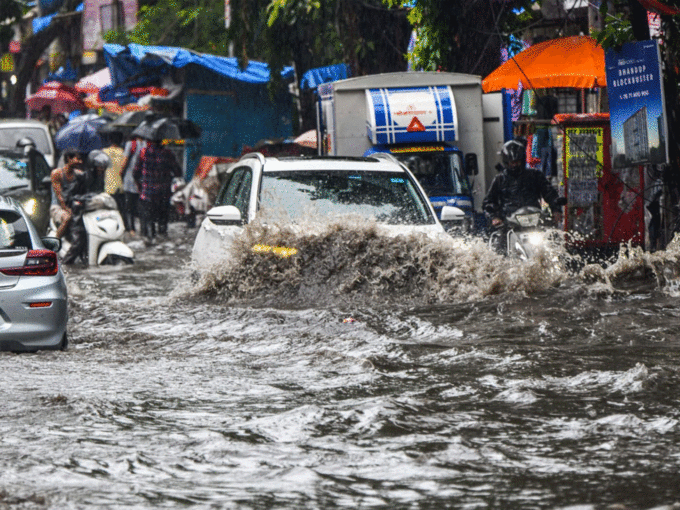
[465,153,478,176]
[207,205,243,226]
[41,237,61,252]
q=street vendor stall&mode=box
[552,113,645,254]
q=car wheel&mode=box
[59,333,68,351]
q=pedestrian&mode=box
[102,132,127,224]
[133,136,181,240]
[120,135,145,235]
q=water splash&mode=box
[183,220,680,308]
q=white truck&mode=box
[316,72,508,230]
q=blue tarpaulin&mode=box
[46,60,77,82]
[103,44,295,88]
[33,3,82,34]
[300,64,349,90]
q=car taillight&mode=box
[0,250,59,277]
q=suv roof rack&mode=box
[240,152,266,165]
[369,152,409,171]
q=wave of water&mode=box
[185,220,680,309]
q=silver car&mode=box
[0,196,68,352]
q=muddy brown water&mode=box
[2,222,680,510]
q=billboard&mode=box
[605,40,668,169]
[565,126,604,206]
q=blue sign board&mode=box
[605,40,668,168]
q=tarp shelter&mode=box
[103,43,296,179]
[300,64,349,90]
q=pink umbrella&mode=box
[25,82,86,115]
[294,129,317,149]
[75,68,112,94]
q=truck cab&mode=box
[316,72,506,233]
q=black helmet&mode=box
[501,140,526,171]
[16,137,36,151]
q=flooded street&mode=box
[3,223,680,509]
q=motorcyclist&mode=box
[50,148,87,240]
[483,139,564,254]
[86,150,111,193]
[483,139,563,229]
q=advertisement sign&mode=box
[605,40,668,168]
[565,126,603,206]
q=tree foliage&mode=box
[383,0,537,76]
[104,0,231,55]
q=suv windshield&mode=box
[259,170,435,225]
[0,211,31,250]
[397,152,469,197]
[0,127,52,157]
[0,156,30,192]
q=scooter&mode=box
[48,193,134,265]
[489,202,566,260]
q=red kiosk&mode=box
[552,113,645,252]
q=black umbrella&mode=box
[99,110,151,138]
[131,117,180,142]
[131,116,201,142]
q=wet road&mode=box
[2,223,680,509]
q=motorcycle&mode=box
[489,202,566,260]
[48,193,134,266]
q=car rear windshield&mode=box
[0,156,30,192]
[0,211,31,250]
[259,170,435,225]
[0,127,52,157]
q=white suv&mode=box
[192,153,464,268]
[0,119,57,168]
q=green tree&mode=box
[104,0,231,55]
[383,0,536,76]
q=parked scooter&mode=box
[48,192,134,265]
[489,200,566,260]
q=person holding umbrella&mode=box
[132,121,182,240]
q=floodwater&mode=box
[3,221,680,510]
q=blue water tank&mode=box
[39,0,65,15]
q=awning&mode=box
[103,43,295,88]
[482,36,606,93]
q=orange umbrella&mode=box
[482,36,606,93]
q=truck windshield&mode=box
[397,152,469,197]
